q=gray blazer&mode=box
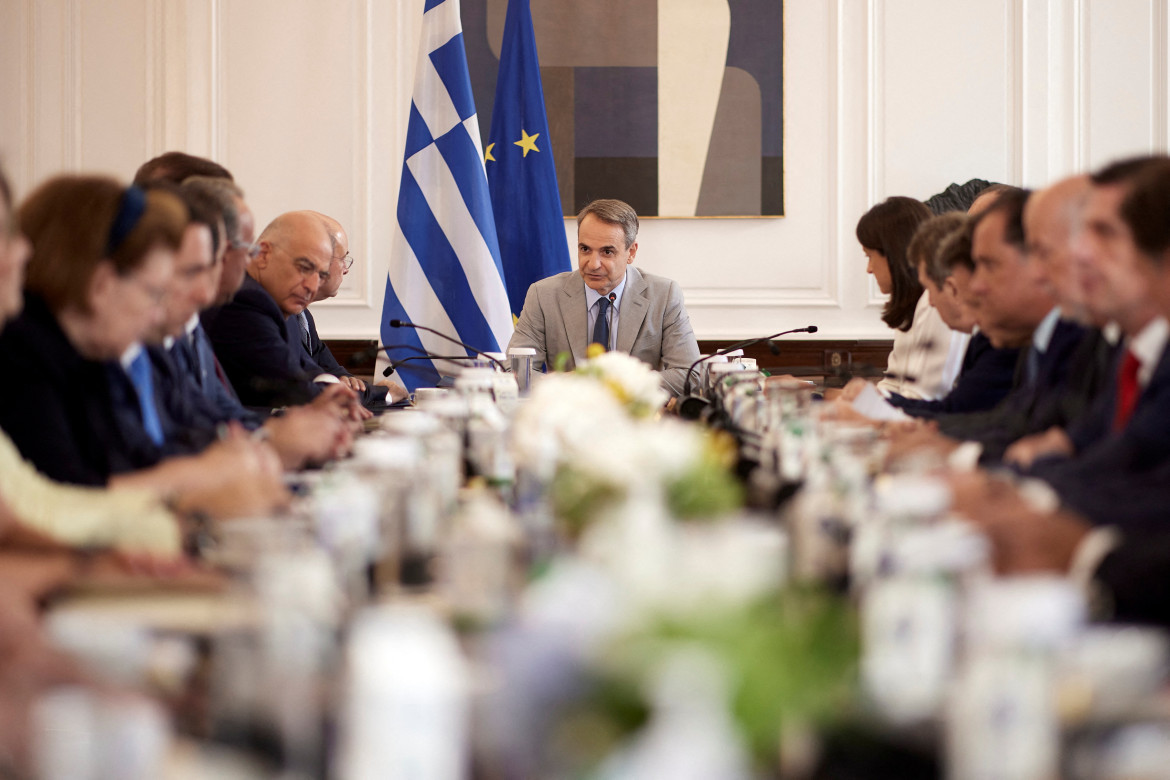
[507,267,700,397]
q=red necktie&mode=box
[1113,350,1141,432]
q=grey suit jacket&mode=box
[507,267,700,397]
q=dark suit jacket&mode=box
[1033,340,1170,494]
[105,345,220,463]
[0,293,144,485]
[888,331,1019,417]
[201,275,323,408]
[299,309,389,408]
[169,326,263,428]
[935,319,1096,462]
[1096,534,1170,627]
[507,267,700,396]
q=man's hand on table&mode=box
[1003,426,1074,469]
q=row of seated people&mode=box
[0,153,415,770]
[834,156,1170,627]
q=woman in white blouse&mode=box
[855,196,964,401]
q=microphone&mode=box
[388,319,507,372]
[682,326,818,397]
[677,325,818,420]
[381,354,487,377]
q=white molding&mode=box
[20,0,33,190]
[67,0,82,170]
[1006,0,1024,184]
[865,0,882,204]
[1151,0,1168,152]
[685,289,842,308]
[208,0,223,161]
[1078,0,1091,167]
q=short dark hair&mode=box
[936,221,975,275]
[133,151,234,187]
[183,176,245,243]
[1090,155,1168,187]
[1120,159,1170,263]
[177,182,226,260]
[909,212,968,287]
[856,196,933,331]
[970,187,1031,250]
[577,199,638,249]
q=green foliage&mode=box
[549,466,627,536]
[601,588,860,766]
[664,446,745,520]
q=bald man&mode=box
[202,211,367,411]
[292,213,407,405]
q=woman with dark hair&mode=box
[855,196,965,400]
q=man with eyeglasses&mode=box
[202,211,367,417]
[291,213,406,407]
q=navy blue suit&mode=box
[201,275,323,408]
[888,331,1019,417]
[106,345,220,463]
[1033,341,1170,496]
[0,294,147,485]
[170,323,263,427]
[934,320,1105,462]
[297,309,390,408]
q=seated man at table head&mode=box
[508,198,700,397]
[201,211,366,416]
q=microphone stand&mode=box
[678,325,818,420]
[388,319,507,372]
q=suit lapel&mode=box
[559,272,589,365]
[616,266,648,354]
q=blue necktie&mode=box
[592,296,611,351]
[128,351,165,446]
[297,311,312,350]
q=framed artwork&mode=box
[463,0,784,218]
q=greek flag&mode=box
[380,0,513,391]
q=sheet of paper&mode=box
[850,383,911,422]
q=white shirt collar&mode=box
[120,341,144,371]
[1128,315,1169,386]
[585,270,628,311]
[1032,306,1062,354]
[184,313,201,336]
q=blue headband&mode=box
[105,185,147,256]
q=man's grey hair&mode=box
[577,198,639,249]
[182,175,245,242]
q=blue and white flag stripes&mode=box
[380,0,513,391]
[486,0,571,317]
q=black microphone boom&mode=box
[388,319,507,372]
[681,325,818,398]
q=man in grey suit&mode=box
[508,199,700,397]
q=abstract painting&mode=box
[463,0,784,217]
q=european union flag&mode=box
[379,0,514,391]
[485,0,572,318]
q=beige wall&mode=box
[1,0,1168,340]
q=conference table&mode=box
[42,358,1170,779]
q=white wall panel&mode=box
[2,1,1169,341]
[874,0,1019,198]
[1084,0,1165,167]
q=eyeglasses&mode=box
[335,251,354,274]
[229,237,261,258]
